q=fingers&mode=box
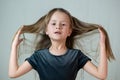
[98,26,103,32]
[16,26,24,36]
[12,26,24,46]
[98,26,106,36]
[17,38,24,45]
[14,26,24,39]
[98,26,106,43]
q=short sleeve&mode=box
[78,50,91,69]
[25,51,38,70]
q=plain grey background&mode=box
[0,0,120,80]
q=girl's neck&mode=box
[50,45,67,51]
[49,40,67,55]
[50,40,66,50]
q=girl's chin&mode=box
[51,38,66,42]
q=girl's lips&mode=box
[54,31,62,34]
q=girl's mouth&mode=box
[54,31,62,34]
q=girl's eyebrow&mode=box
[49,20,56,23]
[50,20,69,23]
[50,20,56,22]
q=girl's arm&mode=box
[9,26,32,78]
[83,27,108,79]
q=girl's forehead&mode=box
[50,11,70,22]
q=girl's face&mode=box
[46,11,72,41]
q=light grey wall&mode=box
[0,0,120,80]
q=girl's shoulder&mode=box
[33,48,48,55]
[67,48,84,56]
[34,48,47,52]
[69,48,82,52]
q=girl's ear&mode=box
[45,27,48,35]
[45,31,48,35]
[68,29,72,36]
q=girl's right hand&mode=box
[12,26,24,47]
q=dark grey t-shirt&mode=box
[26,48,91,80]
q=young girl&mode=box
[9,8,115,80]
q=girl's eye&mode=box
[62,24,66,26]
[51,23,56,25]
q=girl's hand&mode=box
[98,26,106,44]
[12,26,24,47]
[83,26,108,80]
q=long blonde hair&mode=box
[15,8,115,61]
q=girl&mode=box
[9,8,115,80]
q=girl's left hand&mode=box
[98,26,106,44]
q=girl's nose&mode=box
[56,24,61,29]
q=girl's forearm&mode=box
[98,42,108,78]
[9,45,19,77]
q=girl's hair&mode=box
[16,8,115,61]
